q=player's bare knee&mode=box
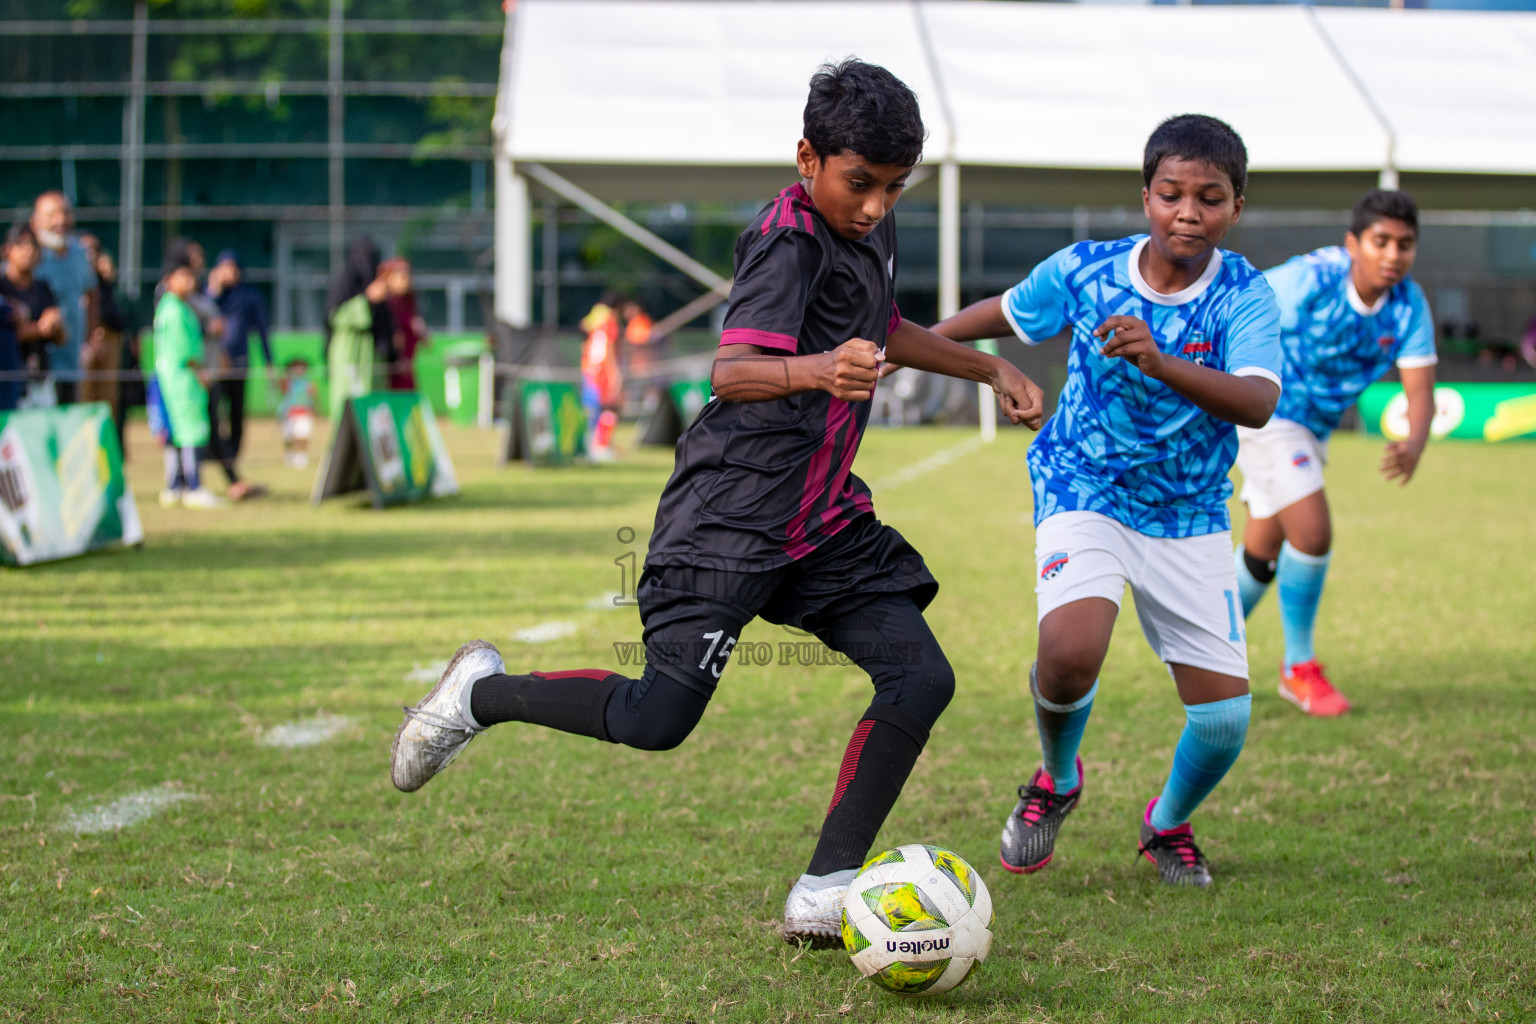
[1288,526,1332,557]
[1034,651,1100,704]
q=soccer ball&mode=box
[840,844,994,996]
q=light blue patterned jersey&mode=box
[1265,246,1436,440]
[1004,236,1282,538]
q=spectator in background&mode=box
[30,191,97,405]
[0,224,64,408]
[77,234,126,427]
[0,294,19,413]
[325,238,393,422]
[277,356,319,469]
[153,253,224,510]
[159,238,259,499]
[580,294,622,461]
[206,250,273,490]
[621,298,656,375]
[381,257,427,391]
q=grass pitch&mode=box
[1,419,1531,1023]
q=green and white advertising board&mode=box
[312,392,459,508]
[499,379,588,466]
[0,403,143,566]
[1357,382,1536,443]
[636,379,711,447]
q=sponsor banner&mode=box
[500,379,588,466]
[312,392,459,507]
[669,380,712,425]
[0,403,143,567]
[1358,382,1536,443]
[636,379,711,447]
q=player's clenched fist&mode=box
[820,338,881,401]
[993,363,1045,430]
[1095,315,1166,379]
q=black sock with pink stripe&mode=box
[805,703,931,876]
[469,669,626,741]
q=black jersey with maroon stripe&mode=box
[646,182,902,573]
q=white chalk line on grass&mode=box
[513,620,578,644]
[64,784,198,835]
[403,662,447,684]
[866,434,990,493]
[259,713,354,749]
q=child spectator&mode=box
[277,357,319,468]
[0,224,64,408]
[154,254,224,509]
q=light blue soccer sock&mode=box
[1233,545,1272,618]
[1150,694,1252,831]
[1277,541,1332,670]
[1032,663,1096,793]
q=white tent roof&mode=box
[502,0,947,166]
[1315,8,1536,176]
[499,0,1536,179]
[922,4,1387,171]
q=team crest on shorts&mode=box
[1040,551,1069,581]
[1291,451,1312,469]
[1181,333,1211,366]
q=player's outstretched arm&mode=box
[930,295,1013,345]
[711,340,879,403]
[883,319,1044,429]
[1382,365,1435,485]
[1096,315,1278,429]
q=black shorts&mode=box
[638,514,937,697]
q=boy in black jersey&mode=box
[391,58,1044,946]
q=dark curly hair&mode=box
[803,57,926,167]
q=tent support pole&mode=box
[519,162,730,294]
[494,156,532,328]
[940,159,994,442]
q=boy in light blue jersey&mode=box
[1233,190,1436,717]
[933,115,1282,887]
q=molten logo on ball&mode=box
[840,844,993,996]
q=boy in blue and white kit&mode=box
[933,115,1282,886]
[1233,190,1436,717]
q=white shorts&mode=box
[1034,511,1249,679]
[1234,418,1328,520]
[282,410,314,442]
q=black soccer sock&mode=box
[1243,547,1277,585]
[806,704,930,876]
[469,669,625,742]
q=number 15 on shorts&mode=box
[699,630,737,678]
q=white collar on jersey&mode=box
[1346,276,1389,316]
[1127,236,1224,306]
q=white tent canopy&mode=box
[493,0,1536,325]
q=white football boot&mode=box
[390,640,503,792]
[782,868,857,948]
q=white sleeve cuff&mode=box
[999,286,1039,346]
[1396,354,1438,369]
[1232,366,1282,390]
